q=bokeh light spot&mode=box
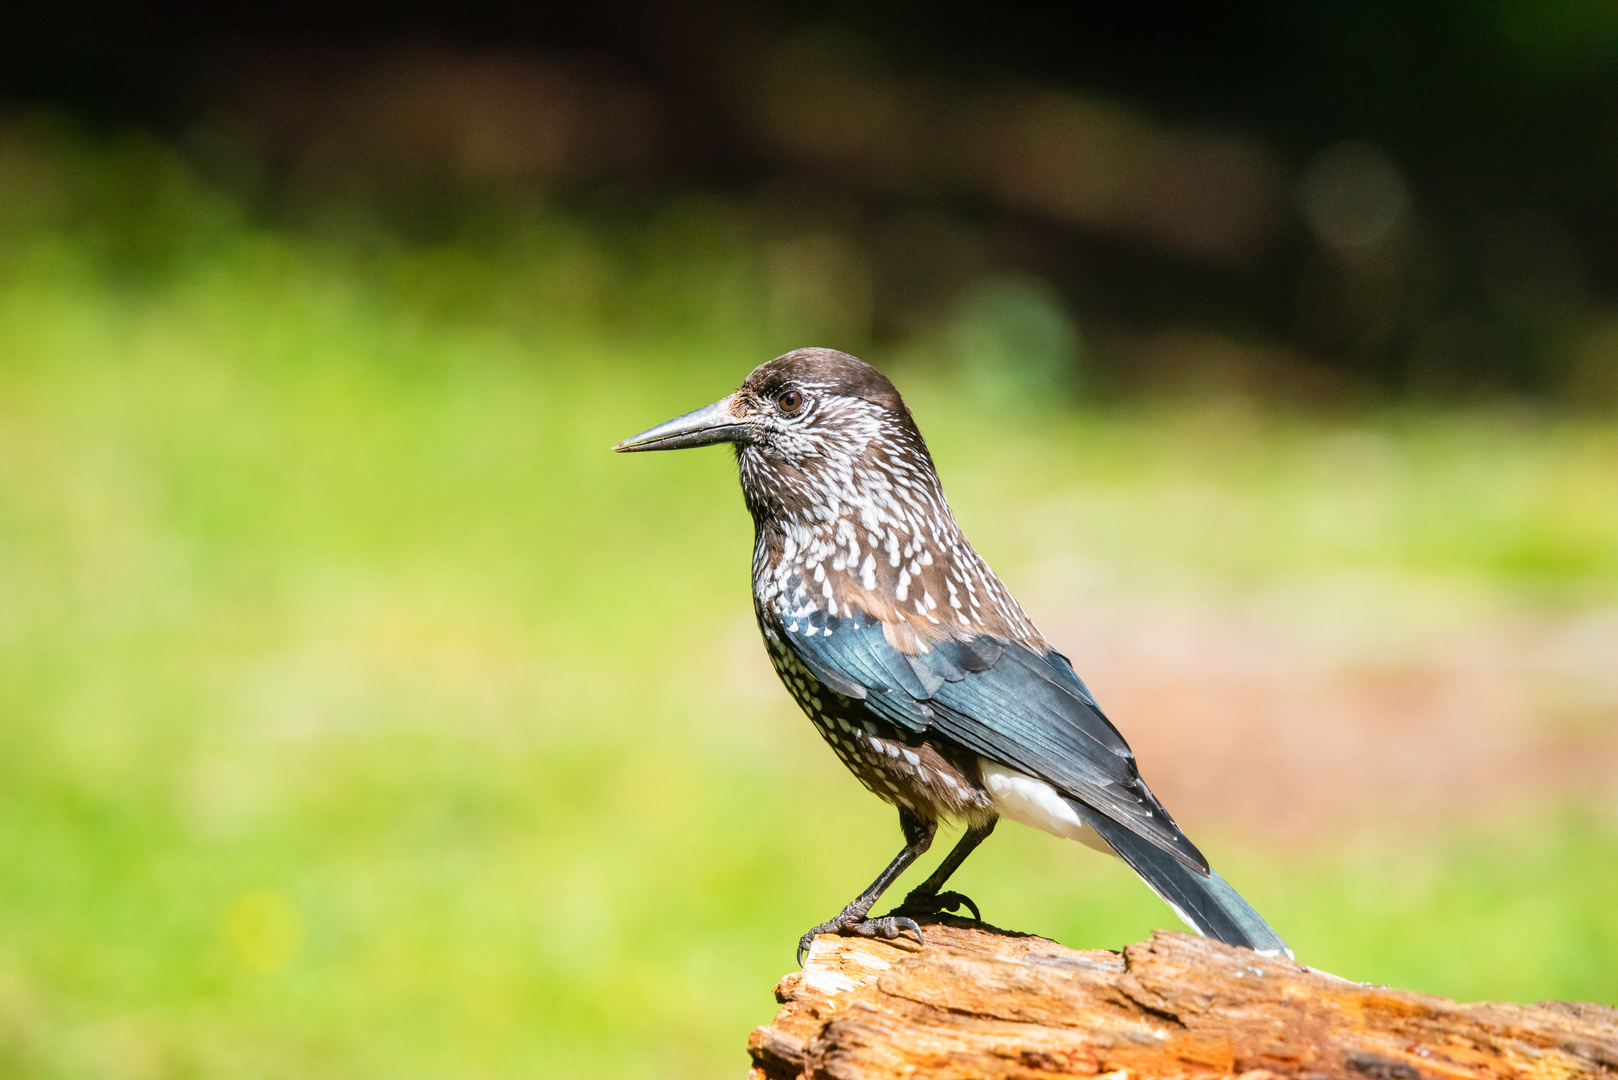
[223,889,303,974]
[1299,141,1409,257]
[948,273,1080,406]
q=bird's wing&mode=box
[785,607,1207,872]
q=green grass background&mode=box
[0,126,1616,1078]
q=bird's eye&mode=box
[777,390,805,414]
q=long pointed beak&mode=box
[612,395,746,453]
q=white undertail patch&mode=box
[978,760,1115,857]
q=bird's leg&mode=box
[889,815,997,922]
[797,809,936,964]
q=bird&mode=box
[614,347,1289,962]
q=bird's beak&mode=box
[612,394,747,453]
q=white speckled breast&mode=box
[755,606,993,823]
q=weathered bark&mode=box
[749,921,1617,1080]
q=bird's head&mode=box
[614,348,936,521]
[617,348,1040,650]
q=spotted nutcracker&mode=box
[615,348,1289,961]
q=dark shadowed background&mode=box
[0,3,1615,1077]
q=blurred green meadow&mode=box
[1,126,1616,1079]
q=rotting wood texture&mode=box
[748,922,1617,1080]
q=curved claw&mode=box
[876,915,925,945]
[933,890,983,922]
[890,888,984,923]
[796,914,927,966]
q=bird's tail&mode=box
[1080,808,1291,957]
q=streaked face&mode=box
[727,365,889,470]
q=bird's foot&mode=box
[888,887,982,922]
[796,910,925,965]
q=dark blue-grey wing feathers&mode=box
[783,609,1208,873]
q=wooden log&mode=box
[748,921,1618,1080]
